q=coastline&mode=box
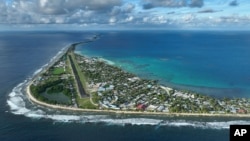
[25,42,250,118]
[26,80,250,118]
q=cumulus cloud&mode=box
[0,1,7,18]
[31,0,122,15]
[142,0,203,9]
[143,0,187,9]
[109,16,117,24]
[1,0,122,19]
[0,0,250,29]
[197,9,222,13]
[111,3,135,15]
[108,3,136,24]
[189,0,203,8]
[123,3,135,13]
[36,0,66,15]
[229,0,239,6]
[0,0,123,24]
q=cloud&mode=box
[108,3,136,24]
[142,0,203,9]
[123,3,135,13]
[197,9,222,14]
[229,0,239,6]
[0,1,7,18]
[0,0,123,24]
[143,0,187,9]
[0,0,250,29]
[109,16,117,24]
[6,0,122,16]
[35,0,122,15]
[36,0,66,15]
[143,3,155,9]
[111,3,135,15]
[189,0,203,8]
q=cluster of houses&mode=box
[31,52,250,114]
[74,54,250,114]
[31,51,250,114]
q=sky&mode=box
[0,0,250,30]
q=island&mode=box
[26,42,250,117]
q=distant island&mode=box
[26,41,250,117]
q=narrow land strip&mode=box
[68,54,87,98]
[26,42,250,118]
[26,81,250,117]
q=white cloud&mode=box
[0,0,123,24]
[39,17,51,24]
[125,16,134,22]
[1,0,250,29]
[109,17,117,24]
[54,16,65,24]
[142,0,204,9]
[31,0,122,15]
[123,3,135,13]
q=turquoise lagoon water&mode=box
[3,31,250,141]
[76,31,250,98]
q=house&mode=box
[157,106,165,112]
[147,105,157,111]
[98,87,106,92]
[137,104,147,110]
[237,108,247,114]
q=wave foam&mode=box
[33,46,68,77]
[7,80,250,129]
[33,68,43,76]
[7,80,33,115]
[6,45,250,129]
[99,58,115,65]
[96,118,163,126]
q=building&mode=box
[136,104,147,110]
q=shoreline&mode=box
[26,80,250,118]
[25,42,250,118]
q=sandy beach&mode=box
[26,81,250,118]
[25,42,250,118]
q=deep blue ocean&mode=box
[1,31,250,141]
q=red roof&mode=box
[137,104,147,110]
[237,109,247,114]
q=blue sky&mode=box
[0,0,249,30]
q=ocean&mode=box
[76,31,250,98]
[1,31,250,141]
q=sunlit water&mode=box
[2,31,250,141]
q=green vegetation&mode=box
[76,96,97,109]
[92,92,101,104]
[29,46,250,114]
[65,57,72,74]
[47,85,64,94]
[31,86,68,105]
[52,67,64,75]
[30,53,77,106]
[30,78,73,105]
[32,79,63,94]
[30,49,94,109]
[69,53,88,94]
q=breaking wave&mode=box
[6,44,250,129]
[7,79,250,129]
[99,58,115,65]
[32,45,68,77]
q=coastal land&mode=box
[26,42,250,117]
